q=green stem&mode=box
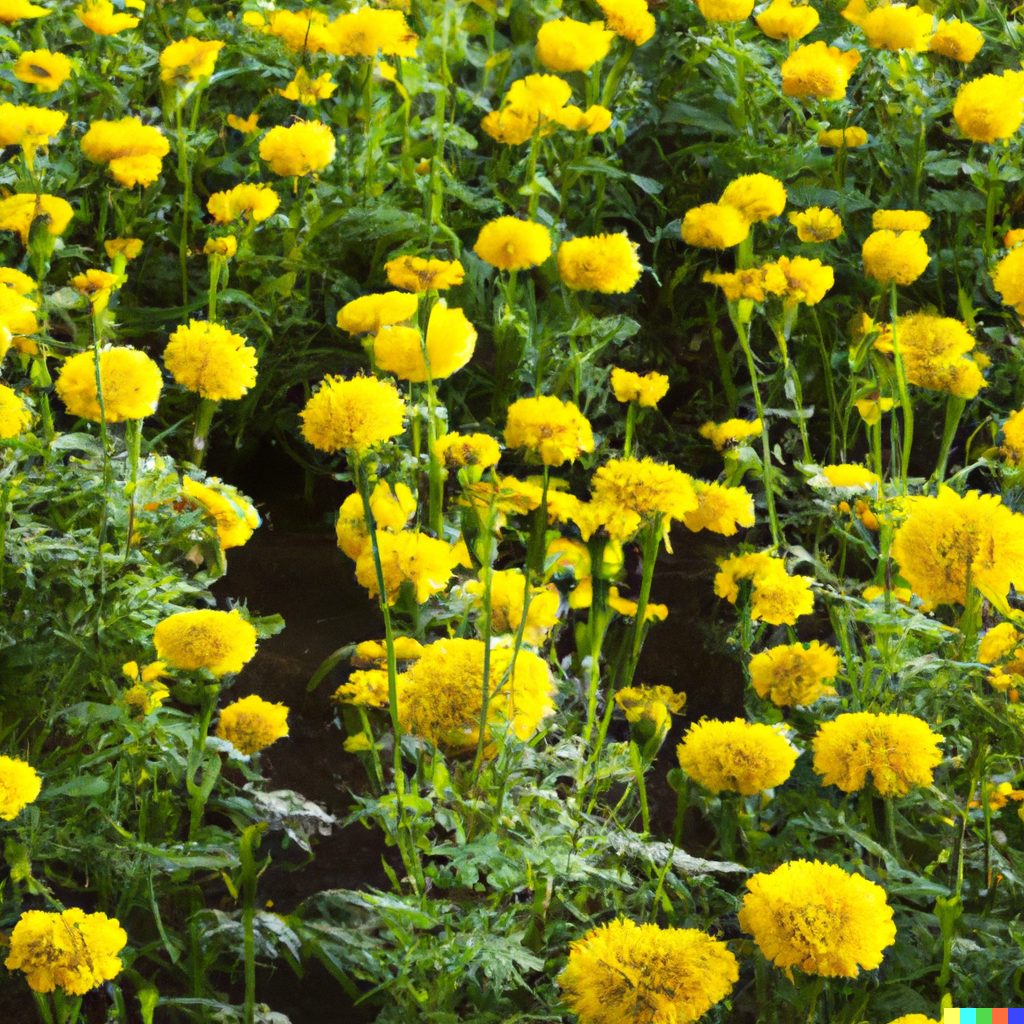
[624,400,637,458]
[525,129,542,221]
[582,537,611,744]
[883,795,901,865]
[239,824,263,1024]
[189,397,217,468]
[984,156,999,258]
[91,313,110,615]
[776,324,811,464]
[363,61,376,200]
[187,683,219,841]
[357,707,384,792]
[208,253,222,322]
[810,307,838,462]
[629,740,650,833]
[124,417,142,555]
[176,102,191,307]
[425,381,444,537]
[624,520,660,689]
[888,282,913,495]
[935,395,966,485]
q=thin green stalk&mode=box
[471,555,496,778]
[624,400,637,458]
[357,707,384,792]
[810,307,838,462]
[123,417,142,556]
[525,128,542,221]
[888,282,913,494]
[629,740,650,833]
[883,796,901,865]
[582,536,611,743]
[187,683,219,840]
[363,61,376,200]
[91,312,111,615]
[775,324,811,464]
[935,395,966,484]
[189,397,218,468]
[984,156,999,258]
[239,825,263,1024]
[208,253,222,322]
[176,102,191,307]
[623,520,660,690]
[425,381,444,536]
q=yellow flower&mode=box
[0,0,50,25]
[355,530,459,605]
[226,112,259,133]
[557,232,642,293]
[695,0,755,22]
[859,4,932,51]
[0,268,36,295]
[713,551,814,625]
[159,37,225,86]
[13,49,71,92]
[0,385,31,440]
[300,374,406,453]
[373,301,477,382]
[701,268,770,302]
[749,641,839,707]
[259,121,336,177]
[597,0,656,44]
[433,432,501,469]
[739,860,896,978]
[929,18,983,62]
[590,457,698,540]
[677,717,798,794]
[182,476,260,550]
[0,284,39,337]
[123,671,170,715]
[464,568,561,645]
[781,41,861,101]
[385,255,464,291]
[607,586,668,621]
[474,217,552,271]
[265,9,334,53]
[343,732,373,752]
[554,104,613,134]
[756,0,819,40]
[398,637,555,751]
[536,18,614,72]
[761,255,834,305]
[215,695,289,755]
[854,395,893,425]
[817,126,868,148]
[351,636,423,667]
[55,347,162,423]
[0,104,67,171]
[5,909,127,994]
[820,463,879,489]
[862,229,929,285]
[892,486,1024,608]
[104,237,142,260]
[333,668,402,708]
[327,7,419,57]
[504,395,594,467]
[71,269,120,314]
[812,711,942,795]
[615,685,685,739]
[337,291,418,334]
[203,235,236,258]
[862,583,911,603]
[978,622,1022,664]
[0,756,41,820]
[334,482,417,559]
[609,367,669,407]
[1002,408,1024,464]
[992,246,1024,314]
[682,480,755,536]
[720,173,787,223]
[75,0,138,34]
[153,608,258,677]
[481,74,574,144]
[894,312,986,398]
[558,918,738,1024]
[789,206,843,242]
[80,117,169,188]
[681,203,750,249]
[164,320,257,401]
[953,72,1024,143]
[872,209,930,232]
[207,183,280,224]
[1006,228,1024,248]
[278,68,337,105]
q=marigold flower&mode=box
[337,292,417,334]
[0,0,50,24]
[159,36,225,86]
[504,395,594,467]
[596,0,656,44]
[700,418,762,450]
[71,268,120,313]
[333,668,402,707]
[481,74,574,144]
[203,235,236,258]
[164,320,257,401]
[355,530,459,605]
[714,551,814,625]
[694,0,755,22]
[854,395,893,425]
[750,641,839,707]
[862,229,929,286]
[928,18,983,62]
[182,476,260,550]
[474,217,552,271]
[265,9,334,53]
[373,301,477,382]
[739,860,896,978]
[992,246,1024,315]
[385,255,464,291]
[820,463,879,489]
[0,756,41,820]
[398,637,555,751]
[817,126,868,147]
[433,432,501,469]
[789,206,843,242]
[0,104,67,171]
[464,568,560,645]
[953,72,1024,143]
[702,268,769,302]
[0,268,36,296]
[558,918,738,1024]
[227,112,259,133]
[614,685,685,738]
[153,608,258,677]
[609,367,669,407]
[607,586,668,621]
[554,104,613,134]
[781,41,861,100]
[860,4,932,51]
[720,173,787,223]
[12,49,71,92]
[1002,408,1024,465]
[681,203,750,249]
[260,120,336,177]
[75,0,137,34]
[0,285,39,338]
[55,347,162,423]
[5,909,126,995]
[104,237,142,261]
[0,385,31,439]
[80,117,169,187]
[215,694,289,755]
[335,483,416,559]
[590,457,698,540]
[978,622,1022,664]
[893,312,986,398]
[207,183,281,225]
[122,661,170,715]
[351,636,423,668]
[678,717,798,794]
[557,233,641,293]
[872,209,930,232]
[756,0,819,40]
[278,68,337,105]
[762,255,834,305]
[536,18,614,72]
[682,480,755,536]
[328,7,419,57]
[301,374,406,453]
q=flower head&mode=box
[714,551,814,625]
[700,417,762,450]
[0,385,31,440]
[75,0,138,34]
[55,347,162,423]
[13,50,71,92]
[558,918,738,1024]
[300,375,406,453]
[0,0,50,25]
[677,717,798,794]
[104,237,143,261]
[0,104,67,171]
[1002,409,1024,465]
[434,432,501,469]
[608,587,668,621]
[682,480,755,536]
[355,530,460,604]
[820,463,879,489]
[554,104,613,134]
[610,367,669,407]
[789,207,843,242]
[264,9,334,52]
[333,669,402,708]
[216,695,289,755]
[860,4,932,51]
[750,641,839,706]
[351,636,424,668]
[597,0,656,44]
[536,18,614,72]
[159,37,225,86]
[862,229,929,285]
[335,482,417,559]
[373,301,477,382]
[474,217,552,271]
[756,0,819,39]
[122,661,170,715]
[203,236,237,258]
[80,117,169,187]
[615,685,685,739]
[681,203,750,249]
[762,255,834,305]
[0,285,39,338]
[164,320,257,401]
[278,68,337,104]
[873,209,931,232]
[953,72,1024,143]
[590,457,698,541]
[695,0,755,21]
[71,269,120,313]
[153,609,258,677]
[327,7,419,57]
[739,860,896,978]
[817,126,868,148]
[781,41,861,100]
[992,246,1024,314]
[227,113,259,133]
[720,173,787,223]
[978,622,1023,664]
[481,74,573,144]
[557,233,642,293]
[337,292,418,334]
[260,121,336,177]
[385,255,464,291]
[892,313,985,398]
[207,183,280,224]
[504,395,594,467]
[0,756,41,820]
[464,568,561,645]
[929,18,983,62]
[182,476,260,550]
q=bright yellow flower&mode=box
[278,68,337,105]
[682,480,755,536]
[226,112,259,133]
[333,668,403,708]
[5,909,126,995]
[1002,408,1024,465]
[789,206,842,242]
[336,291,418,334]
[821,463,879,489]
[334,483,417,559]
[74,0,138,34]
[481,74,574,144]
[203,235,236,258]
[558,918,738,1024]
[756,0,819,40]
[749,641,839,707]
[207,183,280,224]
[153,608,258,677]
[609,367,669,407]
[0,284,39,338]
[761,255,834,305]
[694,0,754,22]
[781,41,861,100]
[713,551,814,624]
[678,717,797,794]
[373,301,477,382]
[862,229,929,285]
[720,173,786,223]
[992,245,1024,314]
[817,126,868,147]
[301,375,406,453]
[0,268,36,295]
[615,685,685,739]
[590,457,698,540]
[872,209,931,232]
[351,636,423,667]
[164,320,258,401]
[978,622,1023,664]
[385,255,464,291]
[216,695,289,755]
[327,7,419,57]
[434,432,501,469]
[607,586,668,621]
[553,104,613,134]
[55,347,162,422]
[557,232,642,292]
[504,395,594,467]
[0,756,41,820]
[265,9,334,53]
[12,49,71,92]
[929,18,983,62]
[464,568,560,645]
[854,395,894,425]
[702,268,771,302]
[104,237,142,260]
[259,120,336,177]
[80,117,169,187]
[953,71,1024,143]
[0,385,31,439]
[355,530,459,604]
[894,312,986,398]
[681,203,750,249]
[159,36,225,86]
[0,104,67,171]
[862,583,912,603]
[699,417,761,450]
[0,0,50,25]
[474,216,552,271]
[182,476,260,550]
[859,4,932,51]
[536,18,614,72]
[596,0,656,44]
[71,269,120,313]
[123,662,170,714]
[739,860,896,978]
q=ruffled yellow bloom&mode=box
[608,586,668,621]
[892,313,986,398]
[0,282,39,339]
[333,668,403,708]
[5,909,126,994]
[557,233,642,293]
[929,18,983,62]
[694,0,754,22]
[862,229,929,285]
[226,112,259,133]
[978,622,1022,664]
[207,183,281,224]
[739,860,896,978]
[335,483,417,559]
[481,75,573,144]
[817,126,868,148]
[0,756,41,820]
[80,117,169,187]
[0,268,36,296]
[351,636,423,667]
[756,0,819,40]
[761,255,834,305]
[953,72,1024,143]
[474,217,552,271]
[789,206,842,242]
[216,695,289,755]
[558,918,738,1024]
[328,7,419,57]
[373,301,476,382]
[385,255,464,291]
[203,235,236,258]
[872,209,930,232]
[678,717,797,794]
[0,104,67,171]
[536,18,614,72]
[337,291,418,334]
[610,367,669,407]
[504,395,594,467]
[159,37,225,86]
[75,0,138,34]
[862,583,912,603]
[122,658,170,715]
[702,268,771,302]
[464,568,560,645]
[0,0,50,25]
[714,551,814,625]
[992,246,1024,315]
[13,49,71,92]
[104,237,143,261]
[182,476,260,550]
[615,685,685,740]
[553,104,613,134]
[682,480,755,536]
[71,268,120,313]
[398,638,555,751]
[55,347,162,423]
[700,417,762,450]
[0,385,31,440]
[1002,408,1024,465]
[434,432,501,469]
[859,4,932,51]
[597,0,656,44]
[300,375,406,453]
[681,203,750,249]
[590,457,698,540]
[749,641,839,707]
[278,68,337,105]
[153,609,258,677]
[260,120,336,177]
[355,530,459,604]
[164,320,258,401]
[265,9,334,53]
[720,173,786,223]
[781,41,861,100]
